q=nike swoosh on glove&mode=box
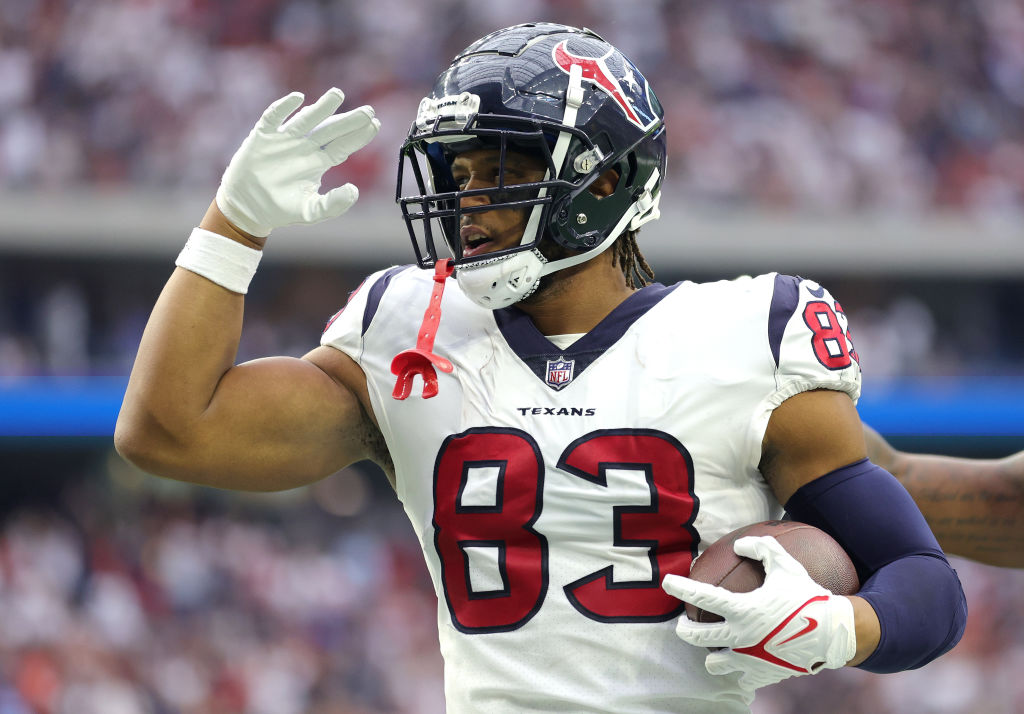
[216,88,381,238]
[662,535,857,705]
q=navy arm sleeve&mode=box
[785,458,967,673]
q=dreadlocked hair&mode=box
[612,229,655,289]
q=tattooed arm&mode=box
[863,424,1024,569]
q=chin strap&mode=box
[537,166,662,277]
[518,63,584,257]
[391,259,456,400]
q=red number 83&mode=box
[803,300,859,370]
[432,428,700,633]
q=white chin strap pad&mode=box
[456,250,546,308]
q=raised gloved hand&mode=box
[662,535,857,704]
[216,88,380,238]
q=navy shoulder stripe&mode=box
[768,274,801,368]
[362,266,410,336]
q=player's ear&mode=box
[588,168,620,199]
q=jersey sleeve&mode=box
[320,265,411,363]
[748,274,863,460]
[769,274,861,403]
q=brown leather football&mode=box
[684,520,860,623]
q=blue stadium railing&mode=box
[0,377,128,437]
[1,376,1022,439]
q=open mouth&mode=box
[461,226,495,258]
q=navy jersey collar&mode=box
[493,282,678,390]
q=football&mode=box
[684,520,860,623]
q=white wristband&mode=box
[175,227,263,294]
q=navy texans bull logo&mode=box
[552,40,657,131]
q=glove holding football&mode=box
[662,535,857,704]
[216,88,381,238]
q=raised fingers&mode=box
[314,109,381,164]
[281,87,346,136]
[256,92,306,132]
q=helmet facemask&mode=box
[398,111,574,267]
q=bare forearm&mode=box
[119,273,239,431]
[116,203,258,470]
[894,452,1024,568]
[117,293,248,471]
[864,423,1024,568]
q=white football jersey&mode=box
[322,267,861,713]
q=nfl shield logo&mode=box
[545,358,575,390]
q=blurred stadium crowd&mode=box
[0,464,446,714]
[1,0,1023,215]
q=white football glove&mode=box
[662,535,857,705]
[215,88,381,238]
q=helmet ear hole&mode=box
[589,168,620,199]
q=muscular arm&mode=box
[760,389,880,666]
[763,392,966,672]
[864,424,1024,568]
[115,202,382,491]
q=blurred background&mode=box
[1,0,1022,712]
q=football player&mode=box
[117,23,970,711]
